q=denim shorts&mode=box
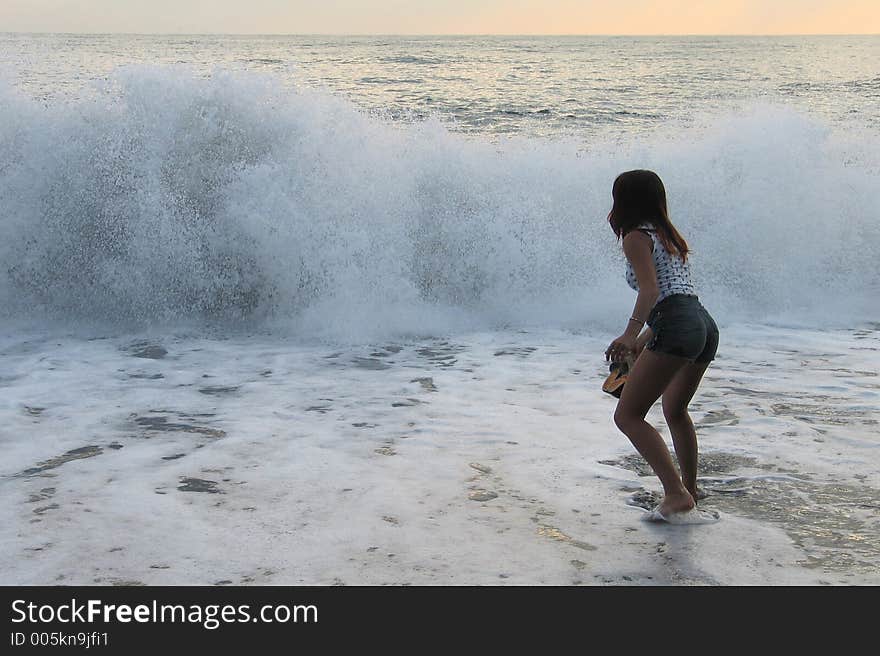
[646,294,719,363]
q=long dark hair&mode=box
[607,169,689,262]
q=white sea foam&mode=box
[1,68,878,340]
[1,324,876,585]
[641,508,722,524]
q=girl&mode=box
[605,170,719,521]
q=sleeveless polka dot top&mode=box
[625,223,696,302]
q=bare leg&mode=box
[614,349,695,517]
[662,361,711,502]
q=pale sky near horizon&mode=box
[1,1,879,35]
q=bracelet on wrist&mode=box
[628,316,644,326]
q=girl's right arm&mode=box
[606,231,658,361]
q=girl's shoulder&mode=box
[623,223,657,252]
[622,226,655,256]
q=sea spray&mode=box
[1,67,877,338]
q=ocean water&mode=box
[0,35,878,585]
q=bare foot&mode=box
[656,491,695,518]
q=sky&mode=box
[1,0,879,35]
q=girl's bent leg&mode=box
[662,361,711,502]
[614,349,695,517]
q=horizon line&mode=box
[2,31,879,37]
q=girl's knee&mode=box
[614,406,642,432]
[662,404,690,426]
